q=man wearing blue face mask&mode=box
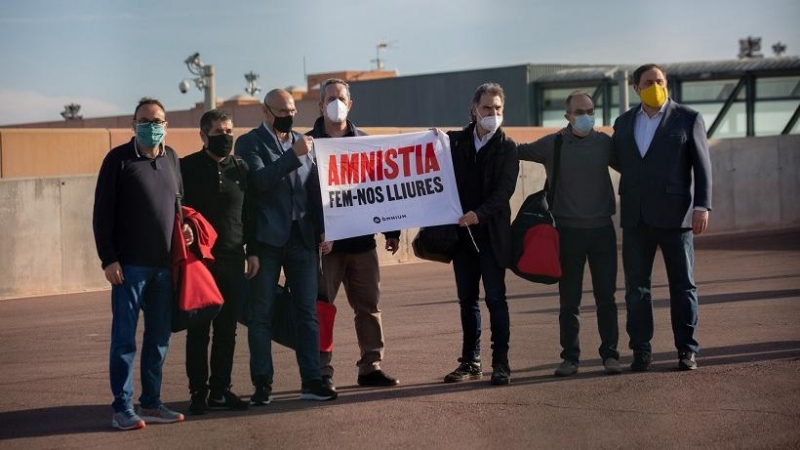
[517,91,620,377]
[93,97,193,430]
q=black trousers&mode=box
[186,257,245,393]
[557,225,619,363]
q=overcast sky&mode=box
[1,0,798,125]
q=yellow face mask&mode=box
[639,84,668,108]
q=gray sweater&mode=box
[517,128,616,228]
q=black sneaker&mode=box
[631,352,652,372]
[250,385,273,406]
[322,375,336,391]
[443,358,482,383]
[358,370,400,387]
[300,379,338,401]
[490,363,511,385]
[208,389,249,410]
[678,351,698,371]
[188,390,208,415]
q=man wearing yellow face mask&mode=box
[611,64,712,373]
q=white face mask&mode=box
[325,99,348,123]
[478,112,503,134]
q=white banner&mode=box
[314,130,463,240]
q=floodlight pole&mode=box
[183,53,216,112]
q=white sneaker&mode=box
[111,409,146,431]
[137,405,185,424]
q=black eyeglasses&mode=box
[569,109,595,116]
[135,119,167,125]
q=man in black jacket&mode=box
[308,78,400,390]
[93,98,190,430]
[444,83,519,385]
[180,109,259,414]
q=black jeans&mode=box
[622,223,699,355]
[451,236,509,364]
[186,257,245,393]
[558,224,619,363]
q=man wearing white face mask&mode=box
[517,91,620,377]
[444,83,519,386]
[306,78,401,390]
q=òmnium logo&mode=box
[374,214,407,224]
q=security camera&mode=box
[179,80,191,94]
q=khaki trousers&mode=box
[318,249,385,377]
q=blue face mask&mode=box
[136,123,166,148]
[572,114,595,136]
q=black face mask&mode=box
[272,114,293,133]
[206,133,233,158]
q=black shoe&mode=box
[678,351,697,371]
[250,385,273,406]
[300,379,338,401]
[208,389,249,410]
[188,390,208,415]
[358,370,400,387]
[321,375,336,391]
[631,352,652,372]
[443,358,482,383]
[490,363,511,386]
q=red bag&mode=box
[516,224,561,282]
[171,207,223,331]
[316,301,337,353]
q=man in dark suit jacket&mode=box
[234,89,337,404]
[612,64,712,372]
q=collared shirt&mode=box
[133,139,166,158]
[472,126,496,153]
[634,100,669,157]
[261,122,312,220]
[261,121,294,152]
[180,149,248,259]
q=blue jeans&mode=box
[451,236,509,364]
[109,265,173,412]
[248,224,321,386]
[558,225,619,363]
[622,224,699,355]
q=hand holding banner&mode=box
[314,130,463,240]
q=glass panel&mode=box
[687,102,746,138]
[542,110,567,128]
[541,86,597,111]
[682,79,742,102]
[755,99,800,136]
[756,76,800,99]
[609,85,639,107]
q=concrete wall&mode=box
[0,176,107,299]
[0,126,567,179]
[0,132,798,299]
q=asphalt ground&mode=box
[1,230,799,449]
